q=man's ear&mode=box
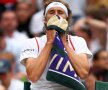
[43,17,47,24]
[66,17,68,20]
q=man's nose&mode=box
[55,11,59,16]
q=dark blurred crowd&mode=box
[0,0,108,90]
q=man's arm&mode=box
[86,18,107,29]
[24,30,56,82]
[61,35,90,79]
[64,45,89,79]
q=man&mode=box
[0,10,28,39]
[73,25,92,48]
[0,60,24,90]
[16,0,35,38]
[0,10,27,76]
[73,24,98,54]
[85,50,108,90]
[20,0,92,90]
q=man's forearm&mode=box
[87,18,107,29]
[64,44,89,79]
[26,42,53,82]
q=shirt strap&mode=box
[35,37,39,53]
[69,35,75,51]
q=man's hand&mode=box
[47,15,68,33]
[46,30,56,44]
[46,15,69,45]
[60,34,68,46]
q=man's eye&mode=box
[58,10,63,14]
[49,11,55,14]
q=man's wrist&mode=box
[46,41,54,45]
[63,42,69,47]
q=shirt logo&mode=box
[22,49,35,52]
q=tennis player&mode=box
[20,0,92,90]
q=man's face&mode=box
[96,51,108,70]
[45,7,67,22]
[75,29,88,39]
[0,72,10,81]
[16,3,32,23]
[75,29,91,43]
[0,11,18,32]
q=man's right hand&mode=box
[46,30,56,44]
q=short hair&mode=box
[86,7,108,21]
[93,49,106,61]
[16,0,33,8]
[0,10,16,21]
[43,0,72,24]
[80,25,92,39]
